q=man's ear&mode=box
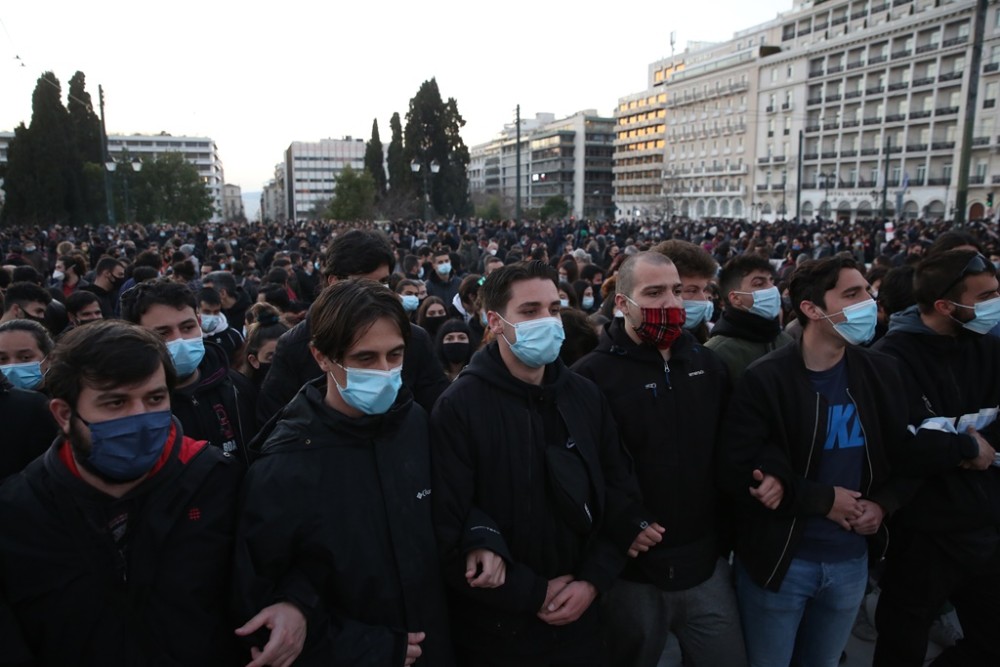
[309,344,331,373]
[49,398,73,434]
[798,300,824,322]
[932,298,957,319]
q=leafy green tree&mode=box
[540,195,569,220]
[364,119,387,199]
[67,71,104,224]
[386,112,407,194]
[132,152,214,223]
[476,196,503,221]
[326,166,375,221]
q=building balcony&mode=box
[973,136,991,146]
[915,44,937,54]
[828,65,844,74]
[845,90,863,100]
[758,156,771,164]
[942,36,968,48]
[857,179,877,187]
[848,61,866,70]
[774,156,787,163]
[809,69,825,79]
[766,106,775,113]
[885,113,906,122]
[912,77,935,87]
[888,82,909,91]
[927,178,950,185]
[806,124,821,132]
[863,117,883,125]
[869,55,888,65]
[822,151,839,159]
[805,152,820,160]
[938,71,963,82]
[841,150,858,157]
[782,102,792,110]
[892,50,912,59]
[808,96,824,105]
[909,110,933,119]
[887,145,904,153]
[872,2,889,10]
[906,143,929,152]
[985,62,1000,73]
[969,175,986,185]
[827,94,842,102]
[850,10,867,19]
[935,106,960,116]
[861,148,881,156]
[756,184,769,191]
[931,141,956,150]
[824,122,840,130]
[986,99,997,109]
[842,120,861,128]
[992,175,1000,184]
[866,86,885,95]
[832,15,848,25]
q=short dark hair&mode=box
[616,252,674,298]
[203,270,237,296]
[4,282,52,312]
[94,257,123,276]
[719,255,775,304]
[11,266,42,285]
[258,284,291,312]
[171,260,196,282]
[789,256,862,328]
[0,319,54,356]
[651,239,718,279]
[65,290,101,317]
[133,250,162,270]
[322,230,395,279]
[46,320,176,411]
[580,264,603,282]
[58,254,88,278]
[121,279,197,324]
[481,261,558,314]
[878,265,917,317]
[914,249,995,311]
[132,266,159,283]
[309,280,411,361]
[928,231,982,257]
[198,287,222,308]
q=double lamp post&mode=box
[105,155,142,224]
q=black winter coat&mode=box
[572,322,731,590]
[233,380,454,667]
[0,376,57,481]
[256,315,448,425]
[718,343,912,591]
[430,344,641,656]
[0,420,243,666]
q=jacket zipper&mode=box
[847,388,874,496]
[663,361,672,390]
[765,392,820,588]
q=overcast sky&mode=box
[1,0,792,195]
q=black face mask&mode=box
[442,342,470,364]
[424,315,447,335]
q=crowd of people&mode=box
[0,213,999,667]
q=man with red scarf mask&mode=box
[573,252,747,666]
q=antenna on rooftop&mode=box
[670,31,676,57]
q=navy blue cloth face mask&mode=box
[76,410,173,482]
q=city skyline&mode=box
[0,0,792,197]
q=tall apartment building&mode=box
[222,183,244,221]
[284,137,366,221]
[260,163,287,224]
[616,0,1000,222]
[468,111,615,219]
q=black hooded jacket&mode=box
[170,340,258,465]
[572,321,731,591]
[0,375,57,481]
[430,343,641,655]
[0,419,243,666]
[233,380,453,667]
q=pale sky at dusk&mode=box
[1,0,793,195]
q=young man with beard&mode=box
[0,281,51,326]
[0,320,252,665]
[872,250,1000,666]
[572,252,746,666]
[122,280,258,465]
[431,261,642,666]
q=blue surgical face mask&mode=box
[480,310,489,327]
[498,315,565,368]
[401,295,420,312]
[199,314,227,336]
[166,337,206,378]
[436,262,452,276]
[951,296,1000,335]
[78,409,173,482]
[559,298,570,308]
[683,300,714,330]
[821,299,877,345]
[735,285,781,320]
[1,360,44,390]
[582,296,595,310]
[331,363,403,415]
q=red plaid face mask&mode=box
[626,296,686,349]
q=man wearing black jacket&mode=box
[871,250,1000,666]
[572,252,746,666]
[122,280,258,466]
[719,256,911,667]
[0,371,57,480]
[257,229,448,425]
[431,261,642,666]
[0,321,246,666]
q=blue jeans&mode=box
[735,555,868,667]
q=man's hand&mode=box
[749,469,783,509]
[537,580,597,626]
[465,548,506,588]
[847,499,885,536]
[234,601,307,667]
[540,574,574,611]
[627,522,665,558]
[826,486,864,530]
[404,632,425,666]
[960,427,996,471]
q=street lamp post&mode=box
[410,157,440,222]
[870,189,880,218]
[105,156,142,224]
[819,171,833,219]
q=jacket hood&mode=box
[595,317,697,363]
[461,341,569,401]
[259,376,415,456]
[885,304,939,336]
[711,306,782,343]
[176,340,230,395]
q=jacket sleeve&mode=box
[256,329,306,425]
[718,369,834,518]
[429,392,548,614]
[0,582,33,667]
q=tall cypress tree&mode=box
[364,118,387,199]
[386,112,407,194]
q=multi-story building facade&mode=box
[283,137,366,221]
[260,162,287,224]
[222,183,244,221]
[469,111,615,219]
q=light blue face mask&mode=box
[821,299,877,345]
[683,300,714,329]
[199,313,227,336]
[401,295,420,312]
[559,298,570,308]
[166,337,206,378]
[331,363,403,415]
[1,361,44,390]
[436,262,452,276]
[498,315,565,368]
[951,296,1000,335]
[581,296,595,310]
[736,285,781,320]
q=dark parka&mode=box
[0,420,243,666]
[572,321,731,591]
[430,343,642,656]
[233,380,454,667]
[718,342,912,591]
[0,375,57,481]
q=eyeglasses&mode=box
[938,253,992,300]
